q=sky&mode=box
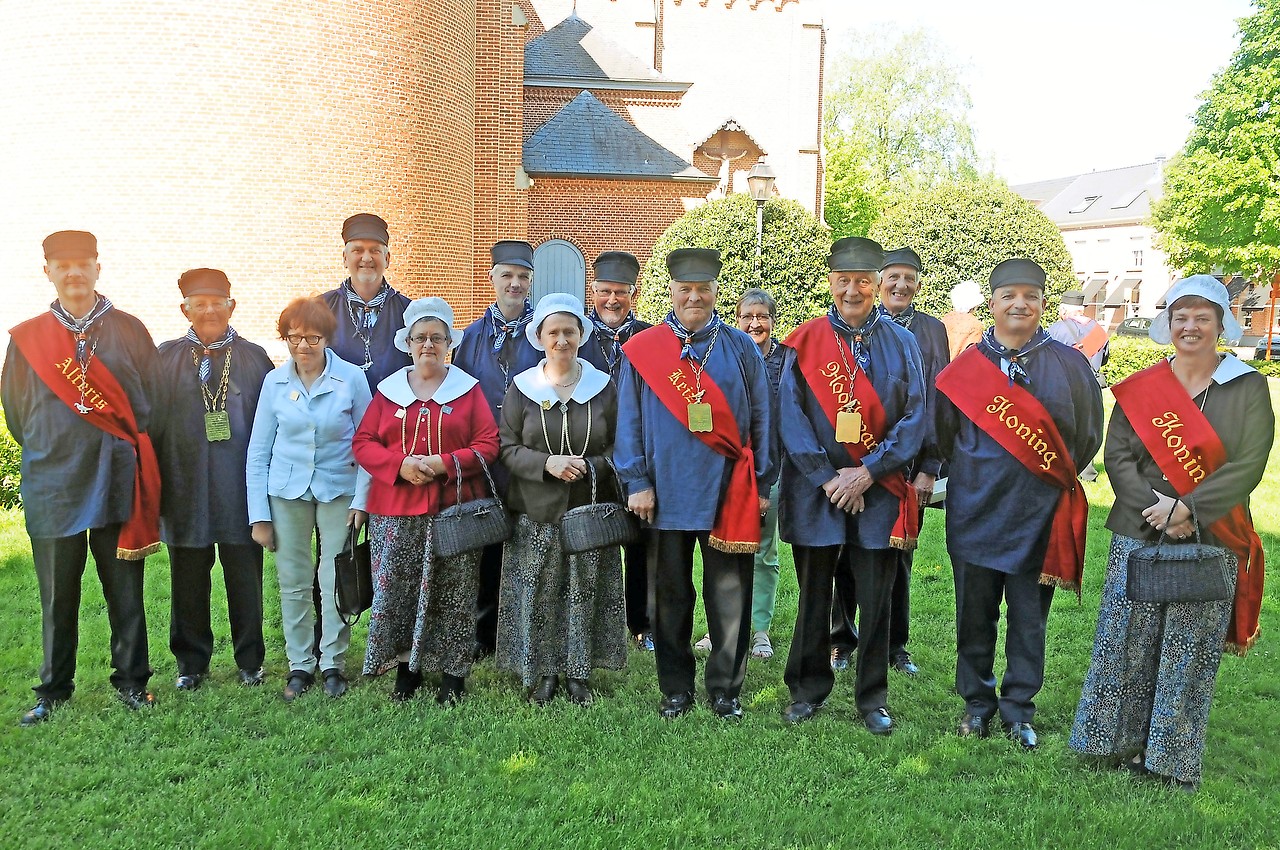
[821,0,1255,184]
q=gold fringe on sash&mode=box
[1225,628,1259,658]
[708,536,760,555]
[889,535,918,551]
[117,542,162,561]
[1037,571,1081,599]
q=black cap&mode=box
[880,247,922,273]
[666,248,721,282]
[593,251,640,286]
[828,237,883,272]
[491,240,535,270]
[1060,289,1085,306]
[989,258,1047,292]
[43,230,97,260]
[342,213,389,245]
[178,268,232,298]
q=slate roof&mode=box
[1013,162,1163,227]
[523,90,717,182]
[525,13,689,91]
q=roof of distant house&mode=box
[525,13,691,92]
[1013,162,1164,228]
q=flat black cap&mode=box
[829,237,883,272]
[491,240,535,270]
[342,213,389,245]
[1060,289,1085,306]
[881,247,922,273]
[989,258,1046,292]
[43,230,97,260]
[178,268,231,298]
[593,251,640,286]
[666,248,721,282]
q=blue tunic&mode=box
[2,306,158,539]
[937,341,1104,574]
[451,311,541,419]
[579,314,653,384]
[778,316,927,549]
[614,324,775,532]
[321,282,412,391]
[151,334,274,547]
[900,311,950,478]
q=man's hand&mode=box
[911,472,936,508]
[628,488,656,524]
[758,496,771,516]
[822,466,873,512]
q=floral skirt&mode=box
[1069,533,1236,784]
[363,514,479,679]
[496,514,628,687]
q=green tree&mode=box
[637,193,830,335]
[824,26,982,237]
[1151,0,1280,277]
[869,179,1075,319]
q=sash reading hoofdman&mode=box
[9,312,161,560]
[785,317,919,549]
[936,346,1088,595]
[622,325,760,553]
[1112,360,1265,655]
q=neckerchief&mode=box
[589,310,635,371]
[342,278,390,329]
[184,326,238,384]
[879,303,915,330]
[827,304,879,374]
[51,294,114,370]
[489,300,534,353]
[663,310,723,361]
[979,326,1052,387]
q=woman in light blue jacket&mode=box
[247,297,372,702]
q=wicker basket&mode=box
[1125,500,1232,603]
[433,450,512,559]
[560,460,638,555]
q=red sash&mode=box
[623,324,760,553]
[9,312,161,560]
[785,317,919,549]
[936,346,1088,595]
[1111,360,1265,655]
[1077,322,1108,359]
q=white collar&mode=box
[511,358,610,406]
[376,365,479,407]
[1212,352,1255,385]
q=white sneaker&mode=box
[694,633,712,654]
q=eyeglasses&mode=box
[738,313,773,324]
[409,334,450,347]
[285,334,323,346]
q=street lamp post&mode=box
[747,158,776,277]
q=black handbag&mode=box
[333,523,373,625]
[560,459,638,555]
[433,449,512,559]
[1126,499,1233,604]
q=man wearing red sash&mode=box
[936,258,1103,749]
[3,231,161,726]
[615,248,775,720]
[778,237,927,733]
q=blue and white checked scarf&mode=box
[979,326,1052,387]
[663,310,722,361]
[589,310,635,370]
[878,302,916,330]
[51,294,113,369]
[185,326,238,384]
[828,304,880,374]
[489,300,534,352]
[342,279,391,329]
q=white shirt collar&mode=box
[1212,352,1255,385]
[511,358,610,406]
[376,365,479,407]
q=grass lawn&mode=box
[1,387,1278,850]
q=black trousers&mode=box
[474,542,504,652]
[652,530,752,700]
[169,543,265,676]
[31,524,150,700]
[832,536,918,654]
[788,544,895,714]
[953,560,1054,723]
[623,534,653,636]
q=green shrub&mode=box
[1246,358,1280,378]
[1100,335,1172,385]
[0,409,20,509]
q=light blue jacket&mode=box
[246,348,372,524]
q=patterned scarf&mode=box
[828,304,880,373]
[51,294,114,370]
[589,309,635,370]
[342,278,391,329]
[979,326,1052,387]
[185,326,238,383]
[879,302,916,330]
[489,300,534,353]
[664,310,723,361]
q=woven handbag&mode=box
[433,449,512,559]
[334,523,372,626]
[1126,499,1232,604]
[560,459,638,555]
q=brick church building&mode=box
[0,0,825,348]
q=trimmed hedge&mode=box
[0,409,20,509]
[1100,336,1172,385]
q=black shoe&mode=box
[863,707,893,736]
[711,695,744,721]
[322,669,348,698]
[890,651,919,676]
[282,671,313,702]
[118,688,157,711]
[391,662,423,702]
[1003,720,1038,750]
[436,674,465,706]
[958,713,991,738]
[19,697,61,727]
[528,675,559,706]
[238,667,266,687]
[658,690,695,719]
[175,673,205,692]
[565,678,593,706]
[782,700,823,724]
[830,645,853,672]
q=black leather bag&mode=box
[333,523,373,625]
[1126,500,1233,604]
[560,459,638,555]
[433,449,512,559]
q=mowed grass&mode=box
[1,385,1278,850]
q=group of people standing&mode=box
[4,217,1270,793]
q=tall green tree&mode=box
[1151,0,1280,277]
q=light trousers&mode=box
[269,495,352,674]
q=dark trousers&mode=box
[623,534,653,636]
[832,544,916,655]
[953,560,1055,723]
[652,530,752,700]
[169,543,265,676]
[31,524,150,700]
[475,542,503,652]
[788,544,895,714]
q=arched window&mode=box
[532,239,586,305]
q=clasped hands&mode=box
[546,454,588,483]
[399,453,445,486]
[1142,490,1195,540]
[823,466,873,514]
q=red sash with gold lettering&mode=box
[9,312,161,560]
[1112,360,1265,654]
[936,346,1088,594]
[623,324,760,553]
[786,317,918,549]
